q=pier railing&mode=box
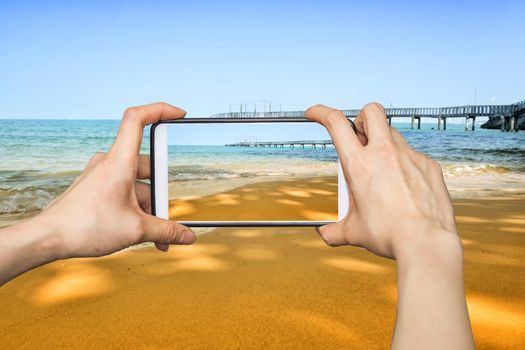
[226,140,333,148]
[210,100,524,132]
[211,104,521,119]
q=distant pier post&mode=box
[437,116,447,130]
[387,116,392,126]
[411,116,421,129]
[465,116,476,131]
[501,116,512,132]
[509,115,519,132]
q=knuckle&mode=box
[305,104,324,118]
[362,102,385,115]
[430,159,443,173]
[153,222,181,243]
[411,150,428,164]
[122,107,142,123]
[90,152,106,162]
[123,107,137,118]
[85,152,106,169]
[324,109,346,127]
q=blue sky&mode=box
[167,122,331,145]
[0,0,523,119]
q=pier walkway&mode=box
[211,99,525,132]
[225,140,333,149]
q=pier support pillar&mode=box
[501,116,512,132]
[411,116,415,129]
[437,117,447,130]
[509,116,520,132]
[417,117,421,129]
[387,117,392,126]
[465,116,476,131]
[411,116,421,129]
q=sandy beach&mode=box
[0,180,524,349]
[169,176,338,221]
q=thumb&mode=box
[141,215,196,250]
[315,221,347,247]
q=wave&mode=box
[0,169,75,215]
[442,163,512,176]
[0,185,68,214]
[459,148,525,157]
[167,162,338,182]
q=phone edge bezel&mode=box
[150,117,344,227]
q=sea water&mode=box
[1,119,524,224]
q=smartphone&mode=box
[150,118,348,227]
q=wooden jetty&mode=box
[225,140,333,149]
[211,99,525,132]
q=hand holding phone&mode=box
[304,103,473,349]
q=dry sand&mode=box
[0,180,524,349]
[169,176,338,221]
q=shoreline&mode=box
[3,177,525,228]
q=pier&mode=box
[226,140,333,149]
[211,100,525,132]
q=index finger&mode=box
[110,102,187,162]
[357,102,392,143]
[304,104,362,171]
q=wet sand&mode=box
[0,195,524,349]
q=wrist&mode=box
[0,213,65,285]
[393,229,464,272]
[13,212,66,261]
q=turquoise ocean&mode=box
[1,119,524,225]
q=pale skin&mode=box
[0,102,474,349]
